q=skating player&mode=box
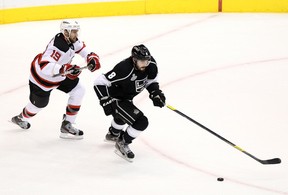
[93,44,165,161]
[11,20,101,139]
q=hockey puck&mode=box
[217,177,224,181]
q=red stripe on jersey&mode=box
[75,42,86,54]
[39,62,49,69]
[36,54,50,69]
[30,54,61,88]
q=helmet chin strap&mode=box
[63,30,72,44]
[65,37,72,44]
[132,58,138,70]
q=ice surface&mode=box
[1,13,288,195]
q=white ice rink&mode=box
[1,13,288,195]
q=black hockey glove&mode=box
[100,96,115,116]
[149,90,166,108]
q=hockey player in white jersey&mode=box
[11,20,101,139]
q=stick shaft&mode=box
[166,104,281,165]
[53,65,89,77]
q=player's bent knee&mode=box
[132,115,148,131]
[78,85,86,97]
[30,94,49,108]
[71,83,86,99]
[114,117,126,125]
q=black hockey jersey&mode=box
[94,56,160,100]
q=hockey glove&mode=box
[149,90,166,108]
[60,64,81,80]
[87,52,101,72]
[100,96,115,116]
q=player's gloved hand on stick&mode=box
[87,52,101,72]
[59,64,81,80]
[100,96,115,116]
[149,90,166,108]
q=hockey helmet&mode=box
[131,44,151,60]
[60,20,80,35]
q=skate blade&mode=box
[59,133,83,140]
[8,120,30,129]
[104,139,116,143]
[114,149,133,163]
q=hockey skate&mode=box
[11,114,31,129]
[105,127,123,143]
[115,138,135,162]
[59,115,83,140]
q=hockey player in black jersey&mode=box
[93,44,166,161]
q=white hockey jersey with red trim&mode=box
[29,33,90,91]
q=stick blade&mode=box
[261,158,281,165]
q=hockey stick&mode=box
[52,64,92,77]
[166,104,281,165]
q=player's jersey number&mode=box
[50,50,61,61]
[108,72,116,79]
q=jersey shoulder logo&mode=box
[130,74,137,81]
[133,109,140,115]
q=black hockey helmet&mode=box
[131,44,151,60]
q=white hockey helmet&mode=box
[60,20,80,35]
